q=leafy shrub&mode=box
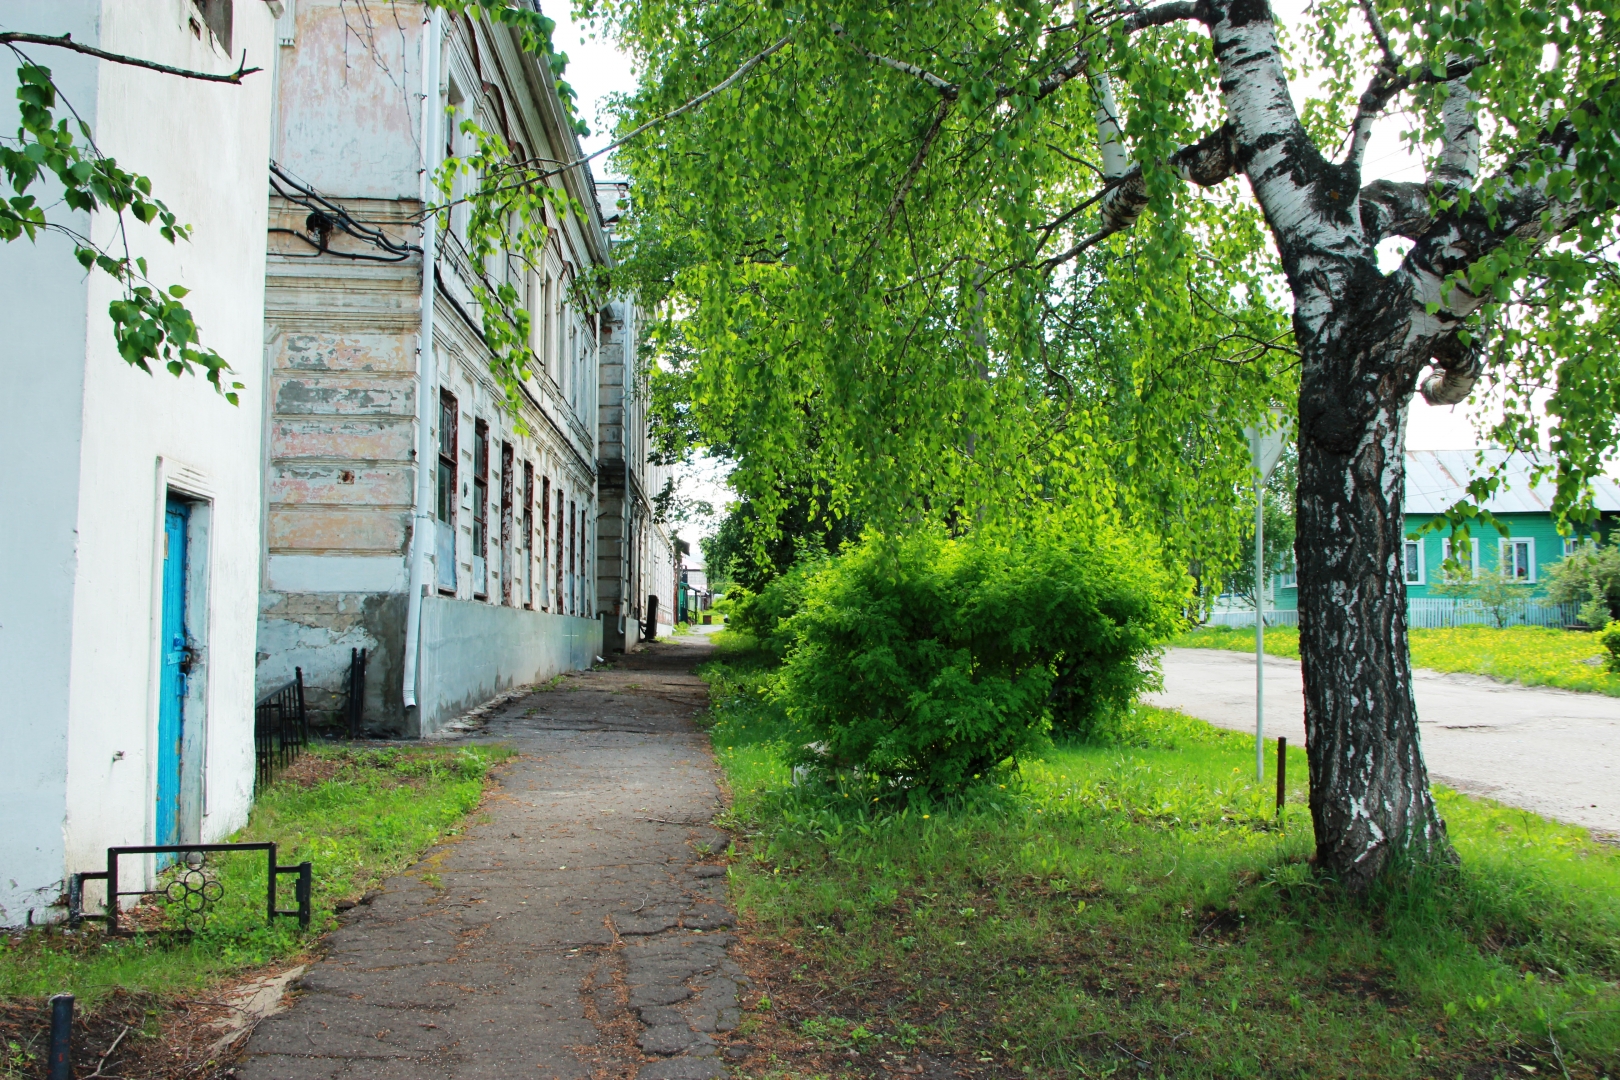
[776,523,1183,791]
[729,559,823,655]
[1545,539,1620,627]
[1432,567,1538,628]
[1601,620,1620,673]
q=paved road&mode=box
[1147,647,1620,837]
[238,632,743,1080]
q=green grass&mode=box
[700,630,1620,1079]
[0,743,513,1006]
[1174,624,1620,695]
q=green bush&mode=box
[775,524,1183,791]
[1601,620,1620,673]
[729,560,822,655]
[1545,539,1620,626]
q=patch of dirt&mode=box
[274,753,344,788]
[0,977,295,1080]
[719,919,1026,1080]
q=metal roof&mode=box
[1404,449,1620,515]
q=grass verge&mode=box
[0,743,513,1074]
[1174,625,1620,695]
[701,630,1620,1079]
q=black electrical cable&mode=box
[268,160,420,262]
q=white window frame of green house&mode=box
[1440,538,1480,579]
[1500,537,1536,582]
[1402,538,1425,585]
[1276,553,1297,590]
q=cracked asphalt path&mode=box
[237,630,746,1080]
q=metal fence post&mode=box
[297,861,313,929]
[47,993,73,1080]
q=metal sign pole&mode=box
[1255,456,1265,783]
[1243,414,1291,785]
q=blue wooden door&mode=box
[156,498,189,849]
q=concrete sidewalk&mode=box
[237,631,745,1079]
[1148,647,1620,837]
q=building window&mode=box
[1441,538,1479,579]
[568,500,577,616]
[1403,539,1424,585]
[541,476,552,611]
[500,442,515,605]
[1563,536,1596,557]
[555,489,566,609]
[190,0,233,54]
[436,391,457,526]
[473,420,489,596]
[523,461,535,609]
[1501,538,1535,582]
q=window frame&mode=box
[500,441,514,606]
[523,461,535,609]
[435,390,458,527]
[1500,537,1536,583]
[1402,538,1425,586]
[541,476,552,611]
[472,419,490,597]
[1440,537,1481,579]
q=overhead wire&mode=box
[268,160,420,262]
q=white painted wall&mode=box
[416,598,603,728]
[0,0,275,924]
[0,0,101,927]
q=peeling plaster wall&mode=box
[257,3,618,735]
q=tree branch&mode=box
[1118,1,1208,32]
[1399,116,1597,403]
[1356,0,1401,73]
[1040,123,1238,270]
[874,99,953,242]
[1344,54,1488,170]
[831,25,958,99]
[542,32,795,179]
[1432,71,1480,190]
[1358,179,1432,242]
[0,33,261,83]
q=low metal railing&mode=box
[68,843,311,935]
[255,669,308,791]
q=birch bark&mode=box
[1193,0,1596,885]
[1197,0,1450,885]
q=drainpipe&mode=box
[403,7,444,713]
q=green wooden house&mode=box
[1233,450,1620,627]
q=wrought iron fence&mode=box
[255,668,308,791]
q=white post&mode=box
[1255,457,1265,782]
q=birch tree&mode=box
[601,0,1620,887]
